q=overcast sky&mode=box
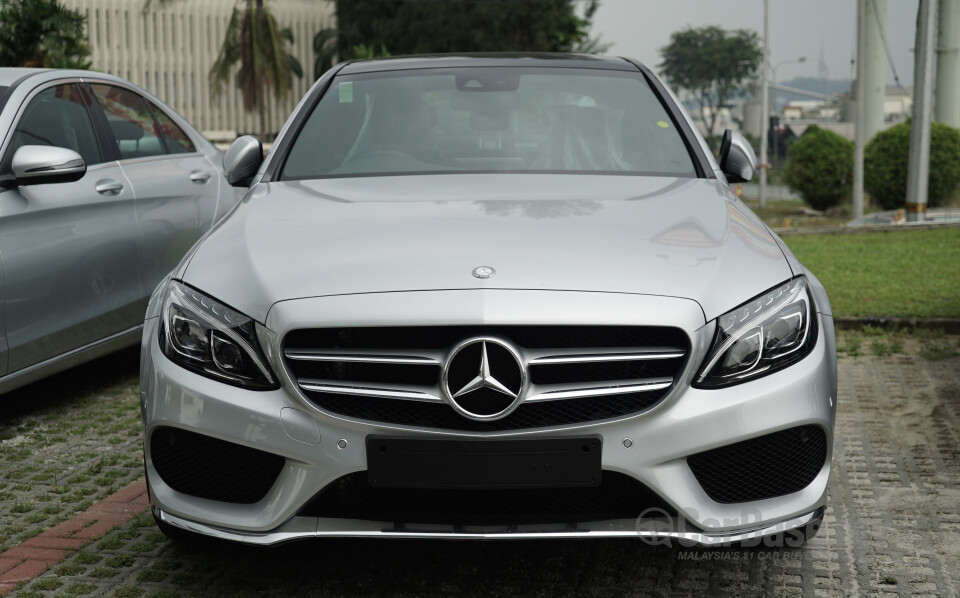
[590,0,919,88]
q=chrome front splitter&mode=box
[154,506,824,548]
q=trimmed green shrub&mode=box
[784,125,853,211]
[864,121,960,210]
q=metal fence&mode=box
[62,0,334,138]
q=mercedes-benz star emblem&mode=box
[472,266,496,279]
[442,337,525,421]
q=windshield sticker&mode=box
[339,82,354,103]
[657,120,670,128]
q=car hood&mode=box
[181,174,793,324]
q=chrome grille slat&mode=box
[525,378,674,402]
[527,348,685,364]
[283,326,689,430]
[284,350,441,366]
[298,380,444,403]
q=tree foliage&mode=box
[784,125,853,211]
[209,0,303,140]
[658,26,760,139]
[865,121,960,210]
[315,0,606,77]
[0,0,91,69]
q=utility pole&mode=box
[862,0,888,143]
[936,0,960,127]
[907,0,939,222]
[759,0,770,209]
[853,1,867,219]
[851,0,888,220]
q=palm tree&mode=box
[210,0,303,140]
[146,0,303,141]
[0,0,91,69]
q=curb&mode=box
[834,316,960,334]
[0,478,150,596]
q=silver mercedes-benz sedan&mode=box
[0,68,238,395]
[141,55,837,548]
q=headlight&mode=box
[695,277,816,388]
[160,281,278,390]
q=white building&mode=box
[62,0,335,139]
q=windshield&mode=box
[281,67,696,179]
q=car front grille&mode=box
[282,326,689,431]
[299,471,677,525]
[150,427,285,504]
[687,425,828,503]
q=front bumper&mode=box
[140,289,837,543]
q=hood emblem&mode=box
[442,338,525,421]
[472,266,496,279]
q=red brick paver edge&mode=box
[0,477,149,595]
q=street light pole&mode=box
[759,0,770,208]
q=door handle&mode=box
[95,180,123,195]
[190,170,212,184]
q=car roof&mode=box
[0,67,136,88]
[338,53,641,75]
[0,68,51,87]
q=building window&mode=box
[94,9,100,46]
[153,14,158,50]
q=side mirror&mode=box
[11,145,86,185]
[223,135,263,187]
[718,130,756,184]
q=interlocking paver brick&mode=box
[21,536,85,551]
[0,559,48,582]
[0,547,64,565]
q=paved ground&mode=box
[2,329,960,597]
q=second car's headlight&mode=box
[695,277,816,388]
[160,281,278,390]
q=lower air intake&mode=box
[300,471,675,525]
[150,427,285,504]
[687,425,827,504]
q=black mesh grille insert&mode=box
[687,425,827,503]
[300,471,676,525]
[150,427,285,504]
[307,390,668,432]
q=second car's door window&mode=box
[150,104,196,154]
[9,84,101,166]
[89,84,165,160]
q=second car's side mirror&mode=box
[223,135,263,187]
[718,129,756,184]
[10,145,86,186]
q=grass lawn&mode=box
[783,227,960,318]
